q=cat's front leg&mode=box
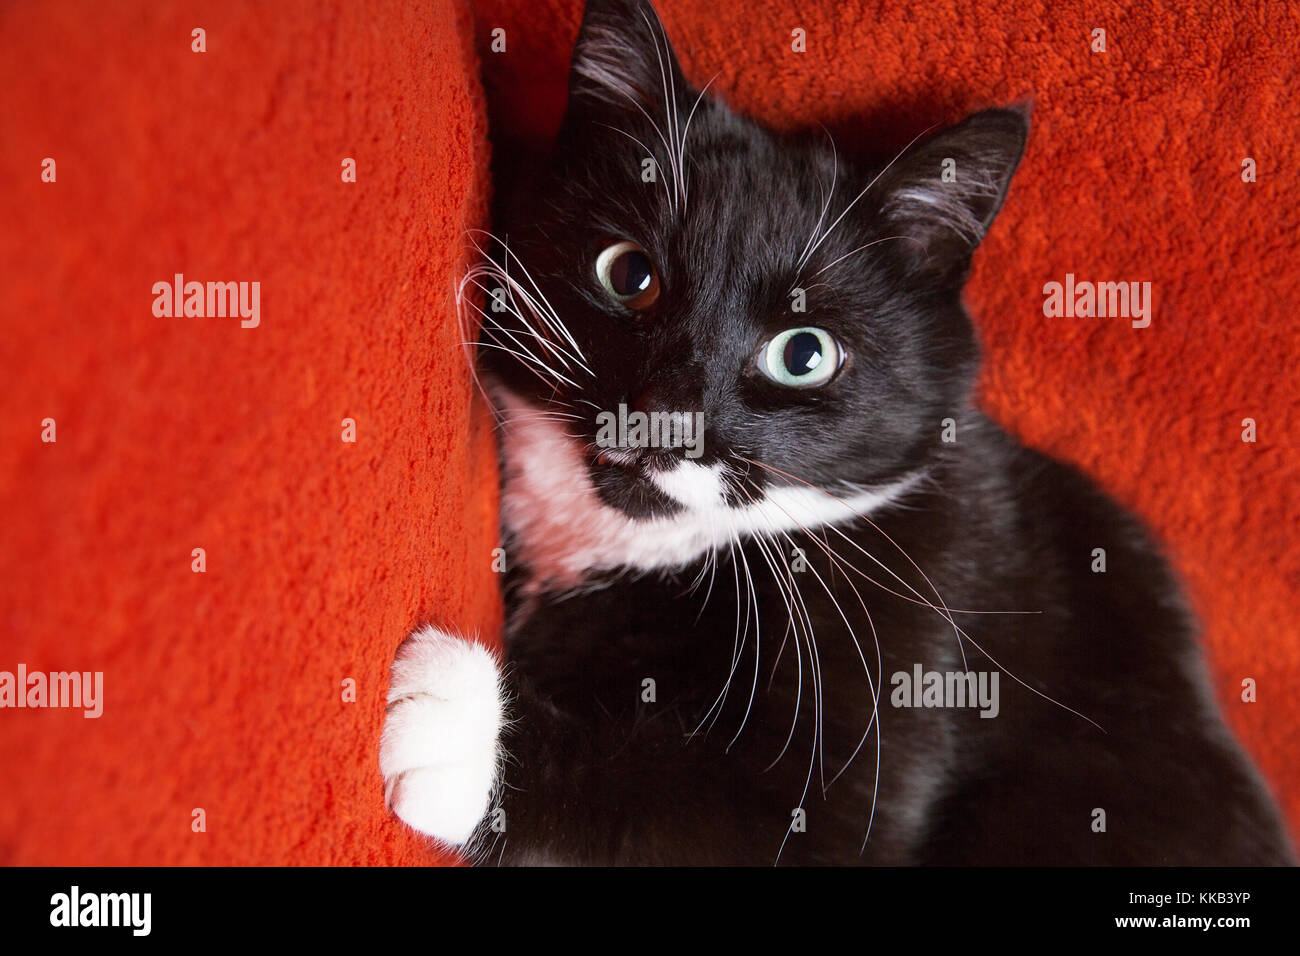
[379,625,505,849]
[379,624,743,864]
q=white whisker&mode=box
[795,124,939,279]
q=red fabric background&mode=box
[1,0,1295,864]
[0,0,500,864]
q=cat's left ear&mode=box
[563,0,691,131]
[875,106,1030,281]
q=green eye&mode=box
[761,327,843,388]
[595,240,660,309]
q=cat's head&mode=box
[475,0,1027,533]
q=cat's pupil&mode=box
[610,250,653,296]
[783,331,824,376]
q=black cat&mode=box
[379,0,1294,865]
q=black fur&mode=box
[473,0,1294,865]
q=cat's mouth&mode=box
[589,452,732,519]
[489,379,739,524]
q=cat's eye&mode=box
[595,240,660,309]
[760,327,843,388]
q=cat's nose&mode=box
[629,386,697,419]
[615,388,707,464]
[628,388,655,416]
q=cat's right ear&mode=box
[873,106,1030,284]
[562,0,691,134]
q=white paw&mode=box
[379,625,505,846]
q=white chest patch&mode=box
[493,387,922,593]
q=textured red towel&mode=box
[0,0,500,865]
